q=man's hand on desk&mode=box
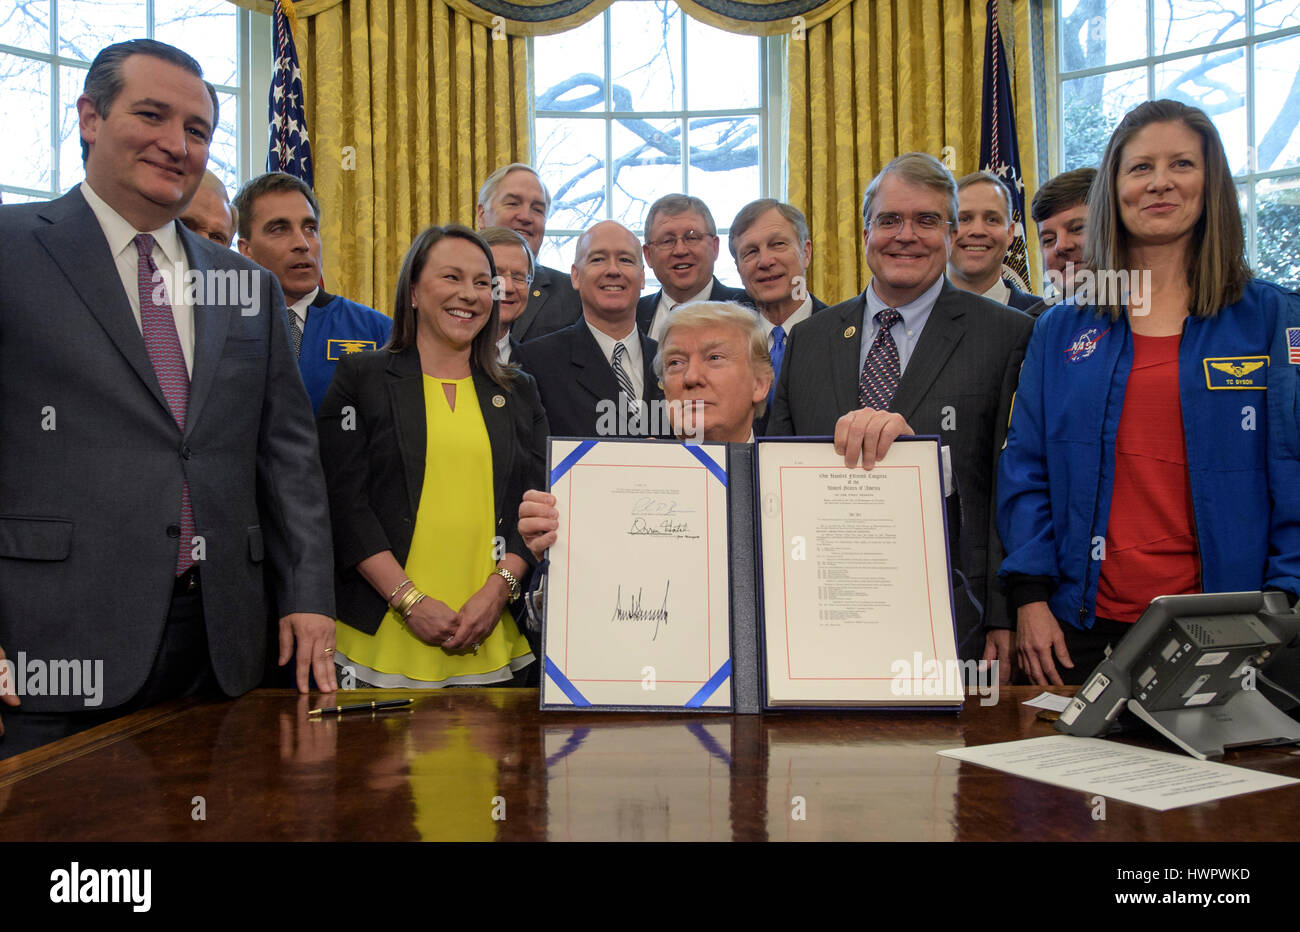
[278,613,339,694]
[0,643,20,735]
[519,489,558,562]
[1017,601,1074,686]
[833,407,913,468]
[982,629,1015,685]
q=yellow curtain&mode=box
[789,0,1046,300]
[277,0,528,315]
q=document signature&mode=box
[610,582,670,641]
[628,517,697,538]
[630,496,693,516]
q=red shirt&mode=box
[1095,333,1201,623]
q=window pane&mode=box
[610,1,681,112]
[687,115,758,231]
[1059,0,1145,71]
[534,16,605,113]
[1,0,51,53]
[1256,175,1300,288]
[58,0,146,62]
[209,90,238,188]
[539,234,579,275]
[58,63,87,192]
[536,117,607,233]
[1156,50,1247,174]
[154,0,238,87]
[0,191,47,204]
[1154,0,1245,55]
[0,53,52,190]
[1254,0,1300,33]
[1061,67,1146,170]
[687,15,759,110]
[1255,34,1300,172]
[611,118,682,229]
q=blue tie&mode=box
[768,325,786,404]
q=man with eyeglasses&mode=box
[636,194,748,342]
[768,152,1034,677]
[480,226,535,365]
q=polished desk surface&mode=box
[2,686,1298,841]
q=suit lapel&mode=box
[890,281,965,422]
[638,330,663,402]
[182,225,232,435]
[386,347,427,520]
[831,293,867,415]
[635,290,661,335]
[34,190,172,416]
[513,266,553,342]
[472,368,512,519]
[572,322,617,403]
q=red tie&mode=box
[134,234,195,574]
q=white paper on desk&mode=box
[758,438,959,706]
[543,439,730,708]
[938,735,1300,811]
[1023,692,1073,712]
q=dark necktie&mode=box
[612,340,639,409]
[288,309,303,357]
[858,308,903,411]
[768,324,786,405]
[134,234,195,574]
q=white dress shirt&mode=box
[288,286,319,331]
[647,280,713,343]
[496,331,513,364]
[758,295,814,349]
[980,278,1010,305]
[81,181,196,375]
[585,319,644,399]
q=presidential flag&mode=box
[267,0,313,185]
[979,0,1030,291]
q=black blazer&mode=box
[512,264,582,343]
[752,294,829,436]
[767,278,1034,658]
[635,277,749,335]
[1003,280,1043,314]
[317,346,549,635]
[514,318,667,438]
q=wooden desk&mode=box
[2,687,1298,841]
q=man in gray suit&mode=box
[476,162,582,343]
[768,153,1033,675]
[0,40,336,757]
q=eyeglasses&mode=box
[647,230,712,251]
[867,212,952,234]
[497,272,533,287]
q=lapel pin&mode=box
[492,394,506,408]
[532,289,541,297]
[657,379,664,390]
[844,325,856,339]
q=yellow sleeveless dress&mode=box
[335,375,534,686]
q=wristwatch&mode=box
[494,567,521,601]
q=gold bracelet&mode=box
[387,579,413,604]
[402,593,426,619]
[394,586,424,618]
[494,567,521,601]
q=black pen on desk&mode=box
[308,699,413,717]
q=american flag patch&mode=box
[1290,327,1300,364]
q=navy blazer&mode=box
[512,264,582,343]
[316,347,549,635]
[635,277,749,335]
[1003,280,1043,314]
[514,318,668,439]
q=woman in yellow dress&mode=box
[318,225,548,687]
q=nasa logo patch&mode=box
[1065,325,1109,364]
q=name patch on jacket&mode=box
[1203,356,1268,390]
[327,339,378,360]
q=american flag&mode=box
[267,0,313,185]
[979,0,1031,292]
[1288,327,1300,365]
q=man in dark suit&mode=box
[481,226,535,366]
[0,40,336,757]
[728,198,829,435]
[948,171,1041,313]
[636,194,747,341]
[768,153,1033,674]
[515,221,667,439]
[476,163,581,343]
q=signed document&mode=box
[756,438,960,708]
[542,439,731,710]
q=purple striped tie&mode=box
[134,234,195,574]
[858,308,902,410]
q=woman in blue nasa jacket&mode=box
[997,100,1300,686]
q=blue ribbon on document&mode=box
[549,439,598,486]
[544,656,591,707]
[683,443,727,487]
[684,659,732,708]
